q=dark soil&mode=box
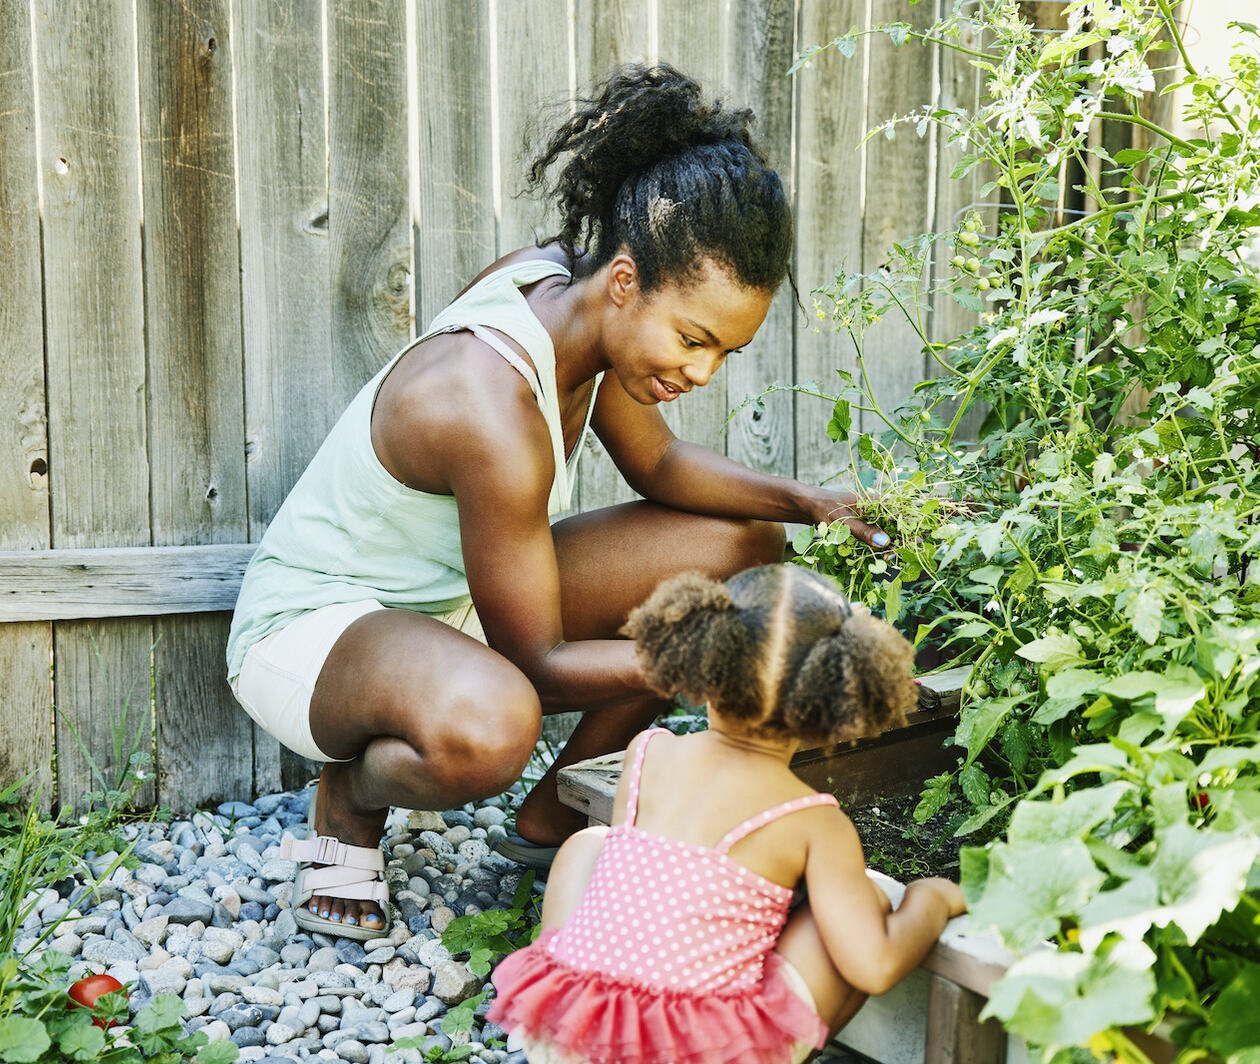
[844,790,969,881]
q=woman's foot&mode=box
[306,765,389,932]
[511,784,588,848]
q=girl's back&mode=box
[621,727,831,891]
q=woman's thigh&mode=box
[552,501,785,640]
[308,606,541,764]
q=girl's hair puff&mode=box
[622,565,916,747]
[525,63,792,294]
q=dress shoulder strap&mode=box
[714,793,839,855]
[624,728,670,827]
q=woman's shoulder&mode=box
[452,244,572,300]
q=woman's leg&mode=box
[775,902,868,1035]
[306,609,543,927]
[513,501,785,844]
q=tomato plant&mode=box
[793,1,1260,1059]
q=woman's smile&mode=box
[651,376,687,402]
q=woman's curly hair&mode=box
[622,565,916,747]
[525,63,792,293]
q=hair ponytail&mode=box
[621,572,763,714]
[526,63,792,292]
[780,615,916,745]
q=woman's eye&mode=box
[682,336,704,349]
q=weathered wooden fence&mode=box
[0,0,1023,812]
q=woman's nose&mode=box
[682,352,722,389]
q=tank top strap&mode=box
[714,793,840,855]
[624,728,670,827]
[464,325,545,403]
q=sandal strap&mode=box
[281,834,385,872]
[298,865,389,904]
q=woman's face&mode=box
[606,256,773,405]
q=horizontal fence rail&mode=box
[0,546,257,622]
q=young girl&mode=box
[489,565,966,1064]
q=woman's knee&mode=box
[414,666,541,799]
[727,517,786,570]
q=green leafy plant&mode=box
[0,706,225,1063]
[392,874,539,1060]
[793,0,1260,1058]
[439,871,540,977]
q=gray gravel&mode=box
[19,776,872,1064]
[18,786,530,1063]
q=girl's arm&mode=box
[591,382,886,545]
[539,826,609,932]
[802,808,966,996]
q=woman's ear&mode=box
[607,252,640,308]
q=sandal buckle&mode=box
[312,835,345,865]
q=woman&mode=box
[226,64,886,938]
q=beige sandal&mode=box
[283,834,391,941]
[280,782,391,940]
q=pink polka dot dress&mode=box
[489,729,835,1063]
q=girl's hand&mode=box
[918,877,966,919]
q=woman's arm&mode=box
[592,380,887,545]
[802,808,966,996]
[378,336,647,711]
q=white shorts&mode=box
[230,599,486,762]
[508,956,820,1064]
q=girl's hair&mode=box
[525,63,792,294]
[622,565,916,747]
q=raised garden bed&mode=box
[555,666,970,827]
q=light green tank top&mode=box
[226,259,602,681]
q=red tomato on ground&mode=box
[68,973,126,1028]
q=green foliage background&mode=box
[792,2,1260,1060]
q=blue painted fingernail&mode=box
[873,532,890,547]
[320,909,330,918]
[331,913,341,922]
[346,916,357,926]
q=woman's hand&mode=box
[806,488,890,550]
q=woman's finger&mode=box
[838,514,889,549]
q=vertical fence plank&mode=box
[929,1,993,443]
[654,2,730,456]
[233,0,331,793]
[33,0,154,811]
[0,0,53,806]
[414,0,495,329]
[573,0,652,513]
[724,0,797,480]
[494,0,572,253]
[793,0,866,489]
[575,0,652,78]
[138,0,252,811]
[329,0,411,395]
[862,0,937,427]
